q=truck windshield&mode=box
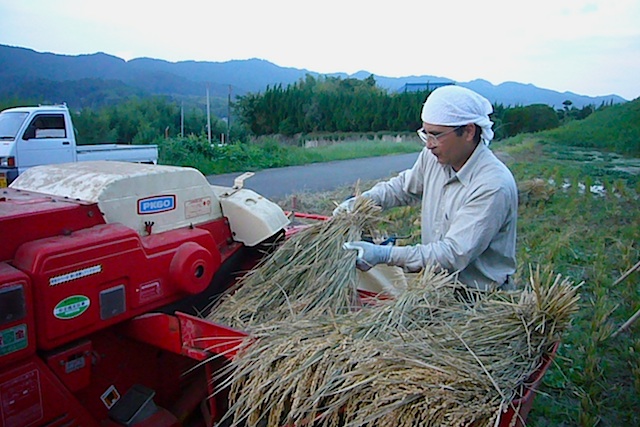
[0,112,29,140]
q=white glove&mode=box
[343,241,392,271]
[332,197,356,216]
[333,192,377,216]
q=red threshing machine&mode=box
[0,161,294,427]
[0,161,554,427]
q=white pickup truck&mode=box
[0,104,159,187]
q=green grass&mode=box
[540,99,640,156]
[505,143,639,427]
[490,98,639,156]
[157,136,422,175]
[301,139,422,162]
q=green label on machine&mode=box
[54,295,91,319]
[0,324,28,356]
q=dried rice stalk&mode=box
[518,178,555,205]
[207,197,381,331]
[215,266,580,427]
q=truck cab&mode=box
[0,105,75,185]
[0,104,158,187]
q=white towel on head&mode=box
[421,85,494,144]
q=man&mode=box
[339,85,517,291]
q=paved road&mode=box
[206,152,420,199]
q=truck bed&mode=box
[76,144,158,163]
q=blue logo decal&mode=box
[138,195,176,214]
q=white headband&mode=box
[421,85,494,144]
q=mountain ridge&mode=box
[0,44,627,111]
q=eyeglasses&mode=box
[416,126,463,146]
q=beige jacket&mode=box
[364,143,517,290]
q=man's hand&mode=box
[333,193,377,216]
[332,197,355,216]
[343,241,392,271]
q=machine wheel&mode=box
[169,242,219,294]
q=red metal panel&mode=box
[196,218,241,260]
[0,188,104,263]
[45,340,92,392]
[13,223,142,349]
[69,330,202,424]
[121,312,250,362]
[0,263,35,368]
[119,313,183,355]
[101,407,180,427]
[177,312,249,361]
[12,220,232,351]
[497,341,559,427]
[0,357,98,427]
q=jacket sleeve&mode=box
[387,184,512,273]
[363,149,427,209]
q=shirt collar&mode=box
[452,143,487,187]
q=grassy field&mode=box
[272,103,640,426]
[494,137,639,427]
[159,137,422,175]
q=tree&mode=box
[502,104,560,137]
[234,75,423,136]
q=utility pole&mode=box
[227,85,231,144]
[180,101,184,137]
[206,84,212,144]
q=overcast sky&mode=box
[1,0,638,100]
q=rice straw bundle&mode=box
[517,178,555,205]
[207,197,381,331]
[214,266,580,427]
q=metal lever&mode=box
[233,172,255,189]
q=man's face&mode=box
[421,123,476,171]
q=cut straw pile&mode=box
[206,200,581,427]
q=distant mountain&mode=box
[0,44,627,112]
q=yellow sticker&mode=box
[100,385,121,409]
